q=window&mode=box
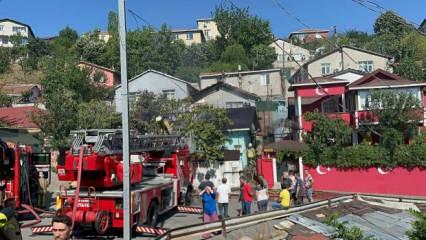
[260,74,270,86]
[186,32,193,40]
[173,33,178,41]
[0,25,4,31]
[162,89,175,99]
[322,97,340,113]
[359,61,374,72]
[204,30,210,40]
[226,102,244,108]
[1,37,8,45]
[321,63,331,75]
[12,26,26,33]
[277,54,283,61]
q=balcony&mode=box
[302,112,353,132]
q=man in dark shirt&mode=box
[198,173,215,192]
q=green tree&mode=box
[0,92,12,107]
[214,4,273,54]
[395,57,425,81]
[76,100,121,129]
[406,210,426,240]
[0,47,10,74]
[26,37,51,70]
[34,60,109,148]
[365,33,400,58]
[206,43,249,72]
[250,44,276,70]
[124,25,183,78]
[366,91,421,140]
[337,30,372,48]
[374,11,413,38]
[130,91,232,163]
[51,26,79,59]
[76,29,107,65]
[107,11,118,35]
[182,104,232,163]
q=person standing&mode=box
[288,171,297,206]
[295,173,306,206]
[198,173,215,215]
[240,176,253,215]
[198,173,215,192]
[216,178,231,219]
[200,186,219,239]
[255,176,269,212]
[38,172,48,208]
[304,170,314,203]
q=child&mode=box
[271,183,290,210]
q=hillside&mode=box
[0,64,44,85]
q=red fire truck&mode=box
[56,129,194,234]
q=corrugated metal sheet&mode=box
[288,215,335,236]
[338,211,415,240]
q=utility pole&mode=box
[118,0,131,239]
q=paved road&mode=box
[22,196,248,240]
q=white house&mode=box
[0,19,35,47]
[114,69,197,112]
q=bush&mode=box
[406,210,426,240]
[0,47,11,74]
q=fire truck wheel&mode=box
[94,211,110,235]
[147,201,158,227]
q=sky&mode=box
[0,0,425,38]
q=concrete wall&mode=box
[200,70,286,100]
[195,89,256,108]
[0,20,31,47]
[197,20,220,40]
[193,160,242,189]
[115,71,193,112]
[307,47,392,77]
[174,31,204,45]
[270,39,311,74]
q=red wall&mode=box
[305,166,426,197]
[257,158,275,188]
[296,85,346,98]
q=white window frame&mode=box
[260,73,270,86]
[162,89,176,99]
[321,63,331,75]
[359,61,374,72]
[0,25,4,31]
[12,26,26,33]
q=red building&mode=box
[258,69,426,196]
[78,61,120,88]
[290,69,426,142]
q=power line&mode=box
[228,0,384,137]
[350,0,425,36]
[128,9,159,31]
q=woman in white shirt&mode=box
[255,175,269,212]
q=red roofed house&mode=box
[0,106,42,132]
[256,69,426,196]
[288,28,330,44]
[78,61,120,88]
[290,69,426,143]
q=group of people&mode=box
[273,169,314,209]
[197,170,315,222]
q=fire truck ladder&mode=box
[70,129,185,155]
